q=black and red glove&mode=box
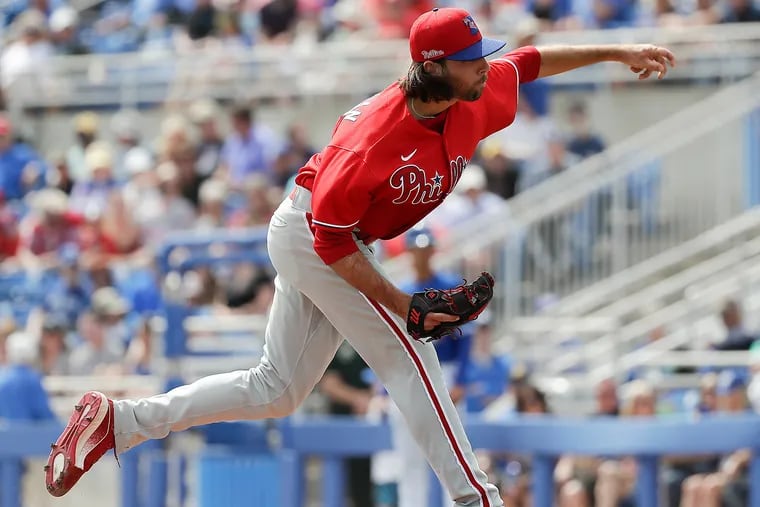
[406,272,495,341]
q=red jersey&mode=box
[295,46,541,265]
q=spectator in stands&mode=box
[592,0,638,27]
[367,0,433,38]
[556,378,619,507]
[430,164,507,230]
[189,98,225,179]
[520,132,581,191]
[157,114,204,206]
[258,0,300,42]
[0,10,54,109]
[46,151,75,195]
[714,299,756,351]
[513,18,551,118]
[319,341,376,507]
[0,114,45,202]
[149,161,197,238]
[68,287,130,375]
[195,178,229,230]
[89,191,145,261]
[0,331,56,421]
[565,101,606,161]
[720,0,760,21]
[124,317,153,375]
[121,147,168,250]
[69,140,120,221]
[49,5,89,55]
[274,122,317,189]
[680,371,751,507]
[595,377,620,416]
[226,173,278,228]
[659,373,721,506]
[0,190,20,264]
[36,313,71,376]
[464,314,510,415]
[41,243,91,329]
[66,111,100,183]
[219,103,282,187]
[592,380,657,507]
[110,109,144,181]
[0,318,15,366]
[17,188,84,271]
[475,140,523,200]
[496,384,550,507]
[185,0,217,42]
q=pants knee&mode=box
[268,389,301,418]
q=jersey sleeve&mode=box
[311,146,373,265]
[478,46,542,138]
[498,46,542,84]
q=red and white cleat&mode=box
[45,391,116,497]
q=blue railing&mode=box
[4,415,760,507]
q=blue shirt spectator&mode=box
[464,351,510,414]
[0,332,56,421]
[0,117,45,202]
[221,105,282,186]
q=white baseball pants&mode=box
[113,187,502,507]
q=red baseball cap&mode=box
[409,8,506,63]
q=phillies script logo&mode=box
[390,165,444,205]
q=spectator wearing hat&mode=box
[0,114,45,202]
[69,140,120,219]
[195,178,229,230]
[49,5,89,55]
[0,331,57,421]
[122,147,162,234]
[110,109,145,181]
[68,287,131,375]
[17,188,85,270]
[66,111,100,183]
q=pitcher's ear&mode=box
[422,60,445,76]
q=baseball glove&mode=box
[406,271,495,341]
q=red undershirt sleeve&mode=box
[310,146,373,265]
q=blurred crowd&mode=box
[0,0,758,64]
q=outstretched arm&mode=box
[537,44,676,80]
